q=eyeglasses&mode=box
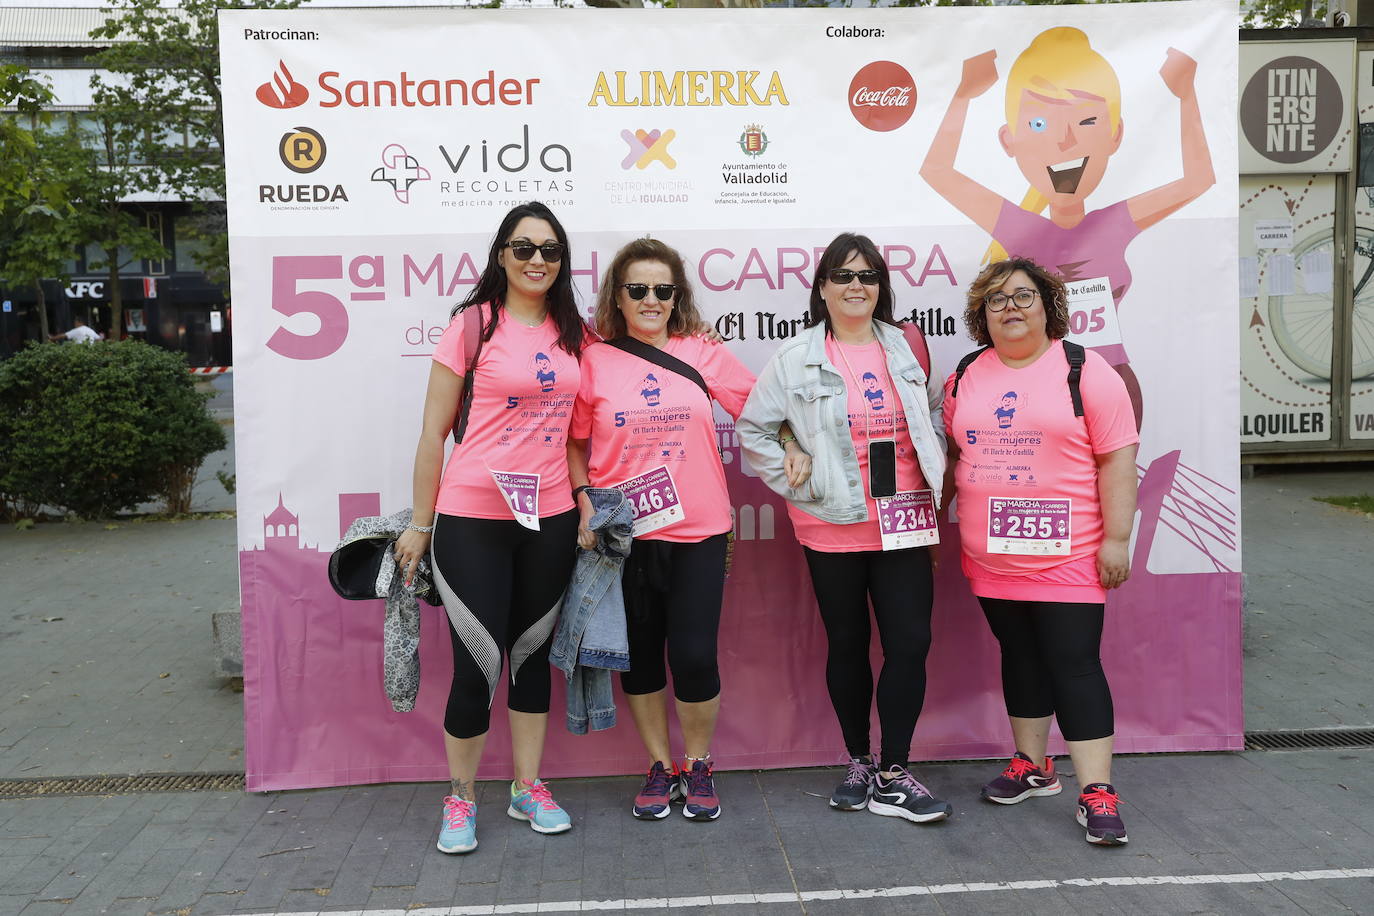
[827,268,883,286]
[620,283,677,301]
[984,289,1039,312]
[504,240,565,263]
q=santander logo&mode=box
[848,61,915,132]
[256,60,309,109]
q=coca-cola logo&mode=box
[848,61,915,132]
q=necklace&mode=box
[508,307,546,328]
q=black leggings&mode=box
[802,546,934,771]
[430,510,578,739]
[978,597,1114,742]
[620,534,727,703]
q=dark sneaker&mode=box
[680,759,721,821]
[981,752,1063,805]
[632,761,680,820]
[829,756,878,811]
[1076,783,1129,846]
[868,766,952,823]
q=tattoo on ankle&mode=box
[450,778,473,800]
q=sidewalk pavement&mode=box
[0,465,1371,914]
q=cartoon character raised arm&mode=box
[920,27,1215,428]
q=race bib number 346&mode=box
[618,465,684,537]
[987,497,1071,556]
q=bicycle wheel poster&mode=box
[220,1,1240,791]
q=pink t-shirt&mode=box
[432,304,581,520]
[571,335,755,543]
[790,338,926,552]
[944,342,1137,602]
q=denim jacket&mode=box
[737,321,946,524]
[550,487,633,735]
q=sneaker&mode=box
[436,796,477,854]
[680,758,721,821]
[507,778,572,835]
[868,766,952,823]
[632,761,681,820]
[1076,783,1128,846]
[981,752,1063,805]
[829,756,878,811]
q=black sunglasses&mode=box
[621,283,677,301]
[827,268,883,286]
[504,240,564,263]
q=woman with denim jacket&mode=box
[737,232,951,824]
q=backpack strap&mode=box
[604,336,711,400]
[950,346,991,399]
[1063,339,1086,418]
[899,321,932,379]
[452,304,489,444]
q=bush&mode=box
[0,340,227,519]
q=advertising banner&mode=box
[221,2,1241,791]
[1239,38,1354,175]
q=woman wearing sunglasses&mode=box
[566,238,757,822]
[393,202,587,855]
[943,258,1137,846]
[737,233,951,824]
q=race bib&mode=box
[489,469,540,531]
[617,465,684,537]
[987,497,1070,555]
[1063,276,1123,349]
[876,490,939,551]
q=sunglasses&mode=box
[620,283,678,301]
[984,289,1039,312]
[504,240,564,263]
[827,268,883,286]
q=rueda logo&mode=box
[621,129,677,170]
[371,143,431,203]
[257,60,309,109]
[848,61,915,132]
[279,126,325,173]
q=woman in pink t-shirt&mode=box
[567,238,756,823]
[391,202,587,854]
[738,233,951,825]
[943,257,1139,847]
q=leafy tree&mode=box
[0,67,62,339]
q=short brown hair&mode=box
[594,238,703,340]
[963,257,1069,346]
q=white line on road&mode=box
[207,866,1374,915]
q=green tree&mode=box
[0,66,62,339]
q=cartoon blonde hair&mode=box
[985,27,1123,264]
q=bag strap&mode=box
[452,304,488,444]
[899,321,932,378]
[605,336,711,400]
[1063,339,1086,418]
[950,346,991,399]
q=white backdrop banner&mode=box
[221,3,1241,791]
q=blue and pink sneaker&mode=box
[436,796,477,854]
[680,758,721,821]
[632,761,681,819]
[507,778,572,834]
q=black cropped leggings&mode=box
[802,546,934,771]
[978,597,1114,742]
[430,510,578,739]
[620,534,728,703]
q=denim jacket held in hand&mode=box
[550,486,633,735]
[737,320,946,524]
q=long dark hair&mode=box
[806,232,897,333]
[451,201,583,358]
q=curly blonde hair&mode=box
[963,257,1069,346]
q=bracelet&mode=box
[572,485,591,499]
[407,522,435,533]
[778,434,797,445]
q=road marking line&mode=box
[208,867,1374,915]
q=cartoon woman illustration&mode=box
[534,352,557,393]
[921,27,1215,429]
[861,371,886,411]
[995,391,1018,428]
[640,373,662,407]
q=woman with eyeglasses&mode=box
[737,233,951,824]
[392,202,587,855]
[943,257,1138,846]
[566,238,758,822]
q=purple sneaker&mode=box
[632,761,680,820]
[680,759,720,821]
[1076,783,1129,846]
[981,752,1063,805]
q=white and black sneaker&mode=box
[868,766,952,823]
[829,756,878,810]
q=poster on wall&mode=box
[221,1,1240,792]
[1239,38,1354,175]
[1352,49,1374,440]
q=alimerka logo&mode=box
[589,71,789,107]
[621,129,677,170]
[257,60,309,109]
